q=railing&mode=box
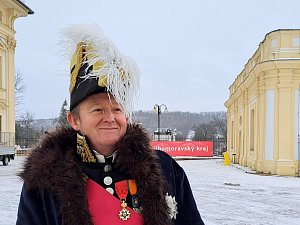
[16,149,32,156]
[15,137,40,148]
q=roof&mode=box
[15,0,34,14]
[262,29,300,43]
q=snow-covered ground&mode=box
[180,159,300,225]
[0,156,24,225]
[1,156,300,225]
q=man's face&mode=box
[68,93,128,156]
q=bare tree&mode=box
[15,69,26,108]
[193,122,216,140]
[211,113,227,139]
[15,112,35,148]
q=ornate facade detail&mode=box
[7,37,16,50]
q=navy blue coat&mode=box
[17,125,205,225]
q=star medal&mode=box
[119,200,130,220]
[115,180,130,220]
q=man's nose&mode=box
[103,110,115,122]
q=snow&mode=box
[179,159,300,225]
[1,157,300,225]
[0,157,24,225]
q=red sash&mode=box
[86,179,144,225]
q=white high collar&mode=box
[92,150,118,163]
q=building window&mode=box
[239,130,242,156]
[271,39,277,48]
[231,120,234,149]
[293,37,300,47]
[0,115,1,132]
[0,55,2,88]
[250,109,255,151]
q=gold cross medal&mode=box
[119,200,130,220]
[115,180,130,221]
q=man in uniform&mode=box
[16,24,205,225]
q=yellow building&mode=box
[0,1,33,149]
[225,29,300,176]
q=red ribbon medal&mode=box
[115,180,130,220]
[86,179,143,224]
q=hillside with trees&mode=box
[15,109,226,147]
[132,110,226,138]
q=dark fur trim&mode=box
[20,124,172,225]
[20,128,93,225]
[115,124,172,225]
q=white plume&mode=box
[59,24,140,120]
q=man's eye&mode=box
[114,108,122,112]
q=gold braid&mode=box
[77,133,96,163]
[70,43,84,94]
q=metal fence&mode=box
[15,138,39,148]
[198,137,227,156]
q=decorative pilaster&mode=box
[7,37,16,52]
[276,69,294,175]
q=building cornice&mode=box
[15,0,34,14]
[227,29,300,99]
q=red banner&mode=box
[151,141,213,157]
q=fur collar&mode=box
[20,124,172,225]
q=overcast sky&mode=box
[14,0,300,119]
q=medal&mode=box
[115,180,130,220]
[128,179,141,214]
[119,200,130,220]
[128,179,137,195]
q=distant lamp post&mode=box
[153,104,168,141]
